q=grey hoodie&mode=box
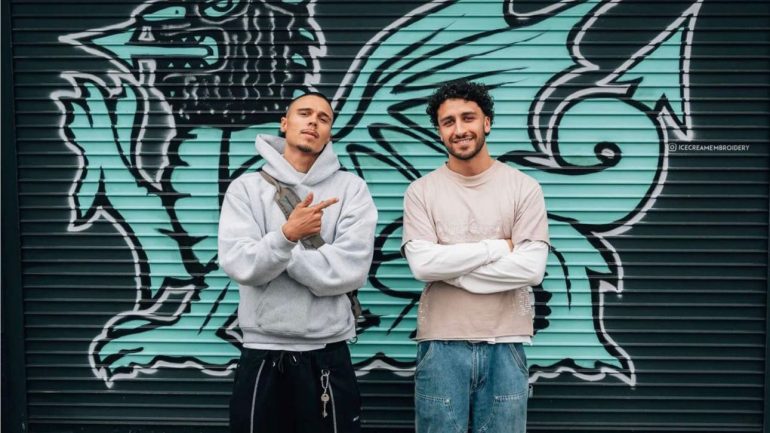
[218,134,377,346]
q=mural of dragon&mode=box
[52,0,701,389]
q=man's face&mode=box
[280,95,334,155]
[436,98,491,161]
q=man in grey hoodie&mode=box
[218,92,377,433]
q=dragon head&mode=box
[62,0,326,128]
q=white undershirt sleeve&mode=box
[445,241,549,294]
[403,239,510,282]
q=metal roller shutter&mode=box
[3,0,769,432]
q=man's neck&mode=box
[283,147,319,173]
[446,151,495,177]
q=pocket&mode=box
[485,392,527,433]
[415,393,464,433]
[233,349,268,386]
[252,274,352,338]
[507,343,529,375]
[316,346,361,433]
[415,341,435,372]
[230,349,269,423]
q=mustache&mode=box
[301,129,319,138]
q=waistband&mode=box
[241,340,347,356]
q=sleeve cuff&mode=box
[270,229,297,259]
[514,240,550,251]
[482,239,510,263]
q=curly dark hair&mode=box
[426,80,495,128]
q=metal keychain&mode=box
[320,369,331,418]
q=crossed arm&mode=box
[403,239,549,294]
[218,186,296,287]
[218,178,377,296]
[285,190,378,297]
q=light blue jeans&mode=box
[414,341,529,433]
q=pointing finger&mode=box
[312,197,339,211]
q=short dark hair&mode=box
[286,91,333,115]
[426,80,494,128]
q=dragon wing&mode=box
[331,0,700,385]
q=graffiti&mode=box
[52,0,701,388]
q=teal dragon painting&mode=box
[52,0,701,388]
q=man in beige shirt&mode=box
[401,80,549,433]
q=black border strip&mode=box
[1,0,29,431]
[760,5,770,433]
[762,109,770,433]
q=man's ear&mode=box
[280,116,287,134]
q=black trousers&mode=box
[230,341,362,433]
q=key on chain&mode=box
[320,370,331,418]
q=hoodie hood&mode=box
[255,134,341,187]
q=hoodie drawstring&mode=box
[272,351,299,373]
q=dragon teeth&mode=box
[139,26,155,42]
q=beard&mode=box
[446,134,486,161]
[296,144,316,154]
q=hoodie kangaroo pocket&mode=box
[252,274,352,338]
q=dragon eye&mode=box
[202,0,242,18]
[143,6,186,22]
